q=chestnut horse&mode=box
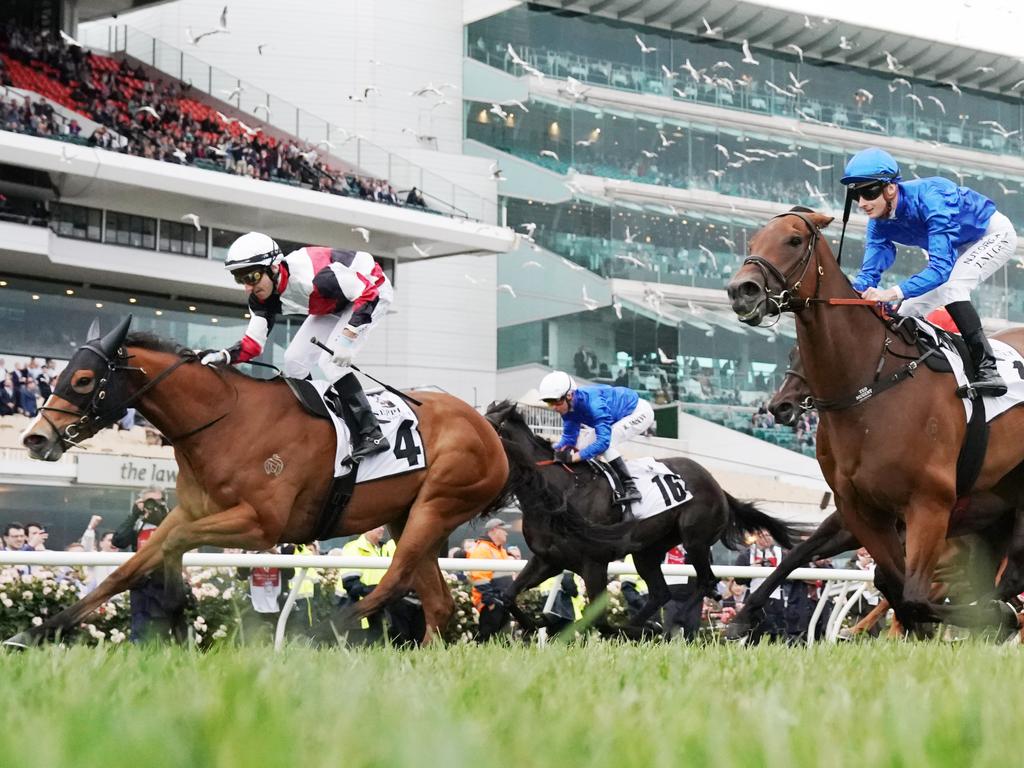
[727,209,1024,632]
[10,317,509,647]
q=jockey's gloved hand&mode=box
[331,335,356,367]
[200,349,231,366]
[554,448,575,464]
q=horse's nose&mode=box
[771,401,796,427]
[22,433,48,453]
[727,279,761,304]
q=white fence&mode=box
[0,551,875,647]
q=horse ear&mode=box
[98,314,133,358]
[810,212,834,230]
[86,317,101,342]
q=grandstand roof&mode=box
[76,0,171,24]
[531,0,1024,97]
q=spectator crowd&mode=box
[0,23,426,212]
[0,356,59,418]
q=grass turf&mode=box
[1,639,1019,768]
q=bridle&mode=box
[741,210,824,314]
[39,344,229,451]
[780,365,814,413]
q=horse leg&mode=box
[901,499,953,624]
[406,559,453,645]
[726,512,856,640]
[505,555,562,632]
[835,505,911,627]
[4,507,195,647]
[581,559,612,633]
[628,548,672,630]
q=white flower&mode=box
[42,586,52,596]
[212,628,227,639]
[193,617,207,630]
[1,597,13,608]
[221,587,234,600]
[21,574,33,584]
[110,629,126,644]
[195,634,204,645]
[22,590,33,600]
[31,616,43,626]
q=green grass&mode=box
[1,639,1020,768]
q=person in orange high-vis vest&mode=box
[468,518,513,641]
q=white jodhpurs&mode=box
[575,398,656,461]
[899,210,1017,318]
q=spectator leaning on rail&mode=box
[468,518,514,642]
[202,232,394,462]
[538,370,655,504]
[841,147,1017,396]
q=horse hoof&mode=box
[3,631,38,651]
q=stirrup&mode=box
[956,378,1007,399]
[615,485,642,505]
[351,433,390,462]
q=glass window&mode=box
[50,203,102,242]
[104,211,156,249]
[160,221,208,258]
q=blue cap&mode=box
[840,148,901,186]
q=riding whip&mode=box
[309,337,423,407]
[835,189,854,268]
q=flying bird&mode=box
[488,104,508,119]
[701,17,723,36]
[136,105,160,119]
[635,34,657,54]
[660,64,675,79]
[640,149,658,158]
[504,99,529,112]
[186,25,228,45]
[351,227,370,242]
[714,144,730,159]
[888,77,912,92]
[464,274,484,286]
[218,6,229,31]
[497,284,518,299]
[906,93,923,109]
[861,117,885,131]
[581,285,600,311]
[180,213,201,230]
[411,242,433,258]
[575,138,595,147]
[998,182,1019,195]
[681,59,703,82]
[539,149,560,161]
[741,40,759,66]
[623,226,636,244]
[854,88,874,103]
[59,30,82,47]
[257,43,269,55]
[615,254,647,269]
[883,51,901,72]
[220,86,244,101]
[947,81,962,95]
[561,257,586,272]
[519,222,537,237]
[975,65,995,74]
[839,36,855,51]
[802,159,833,173]
[612,299,623,320]
[658,131,675,147]
[521,260,543,269]
[1011,79,1024,91]
[788,72,809,93]
[784,44,804,63]
[253,103,271,118]
[711,61,734,71]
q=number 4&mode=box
[393,420,422,467]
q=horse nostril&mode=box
[23,433,46,451]
[772,404,794,426]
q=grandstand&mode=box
[5,0,1024,542]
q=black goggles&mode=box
[232,268,266,286]
[542,396,566,406]
[849,182,887,202]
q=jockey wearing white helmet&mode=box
[203,231,394,462]
[538,370,655,504]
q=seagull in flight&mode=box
[186,25,228,46]
[854,88,874,104]
[411,243,433,258]
[641,149,658,159]
[180,213,201,231]
[623,226,636,244]
[785,44,804,63]
[906,93,923,109]
[658,131,675,147]
[946,81,963,95]
[802,159,833,173]
[253,103,271,119]
[741,40,759,66]
[998,182,1019,195]
[488,104,509,120]
[839,36,855,51]
[681,59,703,82]
[927,95,946,114]
[59,30,82,48]
[136,105,160,119]
[701,17,723,36]
[635,34,657,54]
[497,284,518,299]
[581,285,600,311]
[888,77,912,93]
[883,51,901,72]
[220,86,244,101]
[351,227,370,242]
[539,149,560,161]
[714,144,730,159]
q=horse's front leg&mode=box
[902,495,953,623]
[505,555,561,632]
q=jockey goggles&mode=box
[232,267,266,286]
[848,181,887,202]
[542,396,567,406]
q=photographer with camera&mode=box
[112,487,172,642]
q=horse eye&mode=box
[71,375,95,394]
[789,236,802,247]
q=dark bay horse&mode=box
[727,208,1024,631]
[484,400,805,629]
[12,317,510,646]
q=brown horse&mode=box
[727,208,1024,631]
[10,317,509,646]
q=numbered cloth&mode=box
[623,457,693,521]
[914,320,1024,423]
[309,381,427,482]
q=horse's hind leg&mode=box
[505,555,562,632]
[628,548,673,629]
[408,559,454,645]
[902,498,953,623]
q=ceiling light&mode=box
[211,318,219,323]
[188,305,196,311]
[129,297,137,304]
[66,289,74,295]
[155,310,163,316]
[95,302,103,308]
[0,280,7,287]
[31,294,39,300]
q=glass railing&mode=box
[78,25,496,222]
[470,99,1024,234]
[468,34,1024,162]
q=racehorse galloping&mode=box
[485,401,805,630]
[727,208,1024,631]
[11,318,509,646]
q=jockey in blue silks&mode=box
[538,370,655,504]
[842,147,1016,396]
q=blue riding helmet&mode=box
[840,148,902,187]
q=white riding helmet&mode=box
[538,370,576,401]
[224,232,282,272]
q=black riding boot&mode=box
[609,457,642,504]
[331,374,390,462]
[946,301,1007,397]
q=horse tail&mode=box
[497,438,635,561]
[721,492,807,550]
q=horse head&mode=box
[484,400,555,461]
[22,316,136,460]
[767,344,812,427]
[727,207,834,326]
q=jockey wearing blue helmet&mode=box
[841,147,1016,396]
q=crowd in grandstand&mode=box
[0,357,57,418]
[0,24,417,211]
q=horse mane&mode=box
[125,331,189,356]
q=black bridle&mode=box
[741,211,824,315]
[39,344,225,451]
